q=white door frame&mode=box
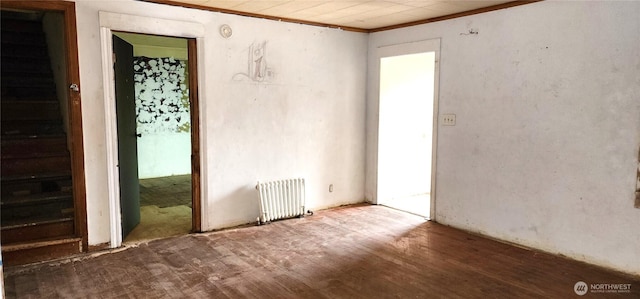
[99,12,207,248]
[374,39,441,220]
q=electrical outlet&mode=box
[442,114,456,126]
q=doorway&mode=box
[0,1,87,265]
[111,32,200,243]
[376,39,440,219]
[100,12,204,249]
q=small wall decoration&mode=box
[133,57,190,134]
[220,24,232,39]
[233,40,275,82]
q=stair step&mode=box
[1,133,66,140]
[0,93,58,100]
[2,93,60,102]
[1,217,74,244]
[1,86,57,99]
[1,58,52,74]
[1,205,74,229]
[0,70,52,79]
[0,31,46,46]
[1,135,68,156]
[1,54,50,63]
[1,75,54,88]
[2,237,80,252]
[57,179,73,192]
[1,190,72,207]
[1,237,82,266]
[2,182,73,198]
[1,100,59,105]
[1,174,71,198]
[1,154,71,177]
[1,172,72,184]
[1,100,61,121]
[2,206,74,228]
[1,121,64,136]
[0,45,48,59]
[0,13,81,267]
[2,151,69,160]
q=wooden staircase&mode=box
[1,12,82,266]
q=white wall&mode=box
[137,133,191,178]
[367,1,640,275]
[74,0,367,245]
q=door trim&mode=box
[99,12,206,248]
[374,39,441,220]
[188,39,202,233]
[2,0,88,251]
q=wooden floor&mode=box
[4,204,639,298]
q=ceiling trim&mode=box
[141,0,542,33]
[370,0,542,32]
[140,0,368,33]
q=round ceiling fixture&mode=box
[220,24,232,38]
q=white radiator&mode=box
[257,178,306,224]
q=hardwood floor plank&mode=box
[3,204,638,298]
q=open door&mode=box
[101,14,204,247]
[113,35,140,238]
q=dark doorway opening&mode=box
[0,1,87,266]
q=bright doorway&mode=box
[376,39,440,219]
[112,32,196,243]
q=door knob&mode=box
[69,83,79,92]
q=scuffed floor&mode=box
[139,175,191,208]
[126,174,192,243]
[4,204,639,298]
[124,205,191,243]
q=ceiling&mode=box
[147,0,534,32]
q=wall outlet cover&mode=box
[442,114,456,126]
